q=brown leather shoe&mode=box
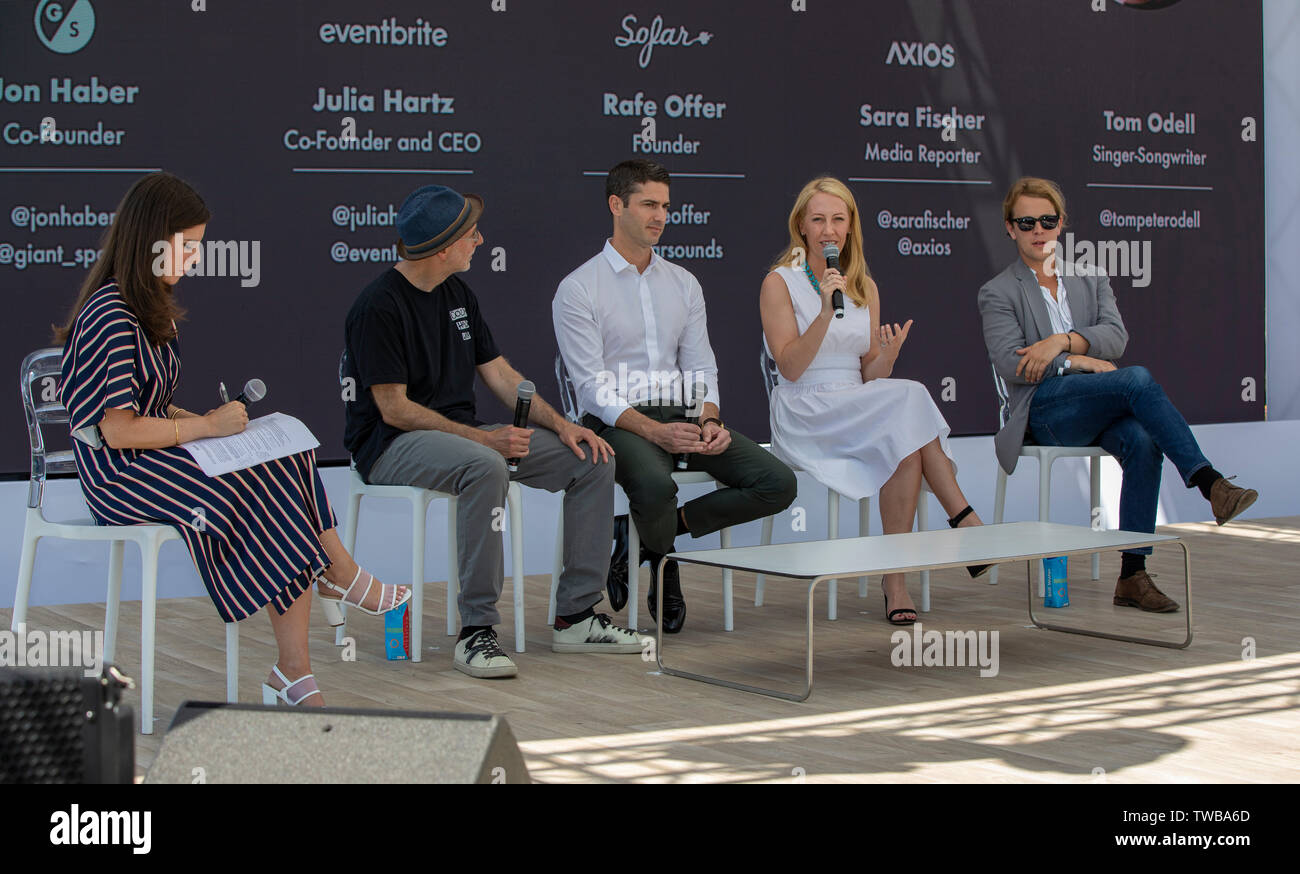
[1209,477,1257,526]
[1113,571,1179,613]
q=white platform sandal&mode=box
[316,567,411,624]
[262,664,322,706]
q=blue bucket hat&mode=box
[396,185,484,260]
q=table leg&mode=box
[1025,542,1192,649]
[656,564,818,701]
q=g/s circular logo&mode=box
[35,0,96,54]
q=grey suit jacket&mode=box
[978,259,1128,475]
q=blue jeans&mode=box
[1027,366,1210,555]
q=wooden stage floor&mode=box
[6,516,1299,783]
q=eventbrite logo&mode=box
[35,0,95,54]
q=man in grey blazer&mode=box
[978,176,1257,612]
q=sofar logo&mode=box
[615,14,712,69]
[35,0,95,54]
[885,41,955,68]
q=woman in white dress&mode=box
[759,176,988,625]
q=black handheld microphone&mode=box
[675,380,705,471]
[823,243,844,319]
[234,378,267,406]
[507,380,535,472]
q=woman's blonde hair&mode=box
[771,176,872,308]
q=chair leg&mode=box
[508,485,526,654]
[104,540,124,662]
[446,497,459,637]
[991,466,1008,585]
[1089,454,1102,580]
[548,511,562,626]
[719,526,733,632]
[755,515,773,606]
[225,622,239,702]
[917,498,930,613]
[140,543,160,736]
[858,497,871,597]
[12,531,38,631]
[343,489,362,552]
[826,491,839,621]
[1037,457,1052,598]
[627,518,639,630]
[411,496,427,663]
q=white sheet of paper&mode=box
[182,412,320,477]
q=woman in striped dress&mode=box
[55,172,409,707]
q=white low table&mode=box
[657,521,1190,701]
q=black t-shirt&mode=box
[344,268,501,479]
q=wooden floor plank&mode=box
[4,516,1299,782]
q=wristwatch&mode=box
[701,417,724,429]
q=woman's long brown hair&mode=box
[53,172,210,348]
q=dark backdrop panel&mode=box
[0,0,1264,475]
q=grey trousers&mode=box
[367,425,614,628]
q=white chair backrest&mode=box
[759,340,781,400]
[553,353,581,424]
[20,347,77,510]
[989,361,1011,429]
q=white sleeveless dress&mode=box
[767,265,956,501]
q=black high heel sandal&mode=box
[881,581,917,626]
[948,505,991,579]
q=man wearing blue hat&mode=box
[344,185,644,679]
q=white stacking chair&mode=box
[988,363,1107,591]
[755,344,931,617]
[336,351,559,655]
[11,347,239,736]
[554,354,737,631]
[337,470,541,654]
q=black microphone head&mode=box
[685,379,707,415]
[822,243,840,269]
[516,380,536,401]
[242,378,267,403]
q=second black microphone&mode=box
[507,380,535,472]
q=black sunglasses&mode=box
[1011,214,1060,231]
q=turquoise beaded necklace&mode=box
[802,261,821,294]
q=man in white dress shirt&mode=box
[553,160,797,633]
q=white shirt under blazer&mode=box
[553,240,721,427]
[766,265,956,502]
[978,258,1129,475]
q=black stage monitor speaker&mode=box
[144,702,530,784]
[0,666,135,784]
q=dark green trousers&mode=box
[585,405,797,556]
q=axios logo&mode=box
[35,0,96,54]
[885,41,955,68]
[615,14,712,69]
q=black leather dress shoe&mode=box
[606,515,630,611]
[645,553,686,634]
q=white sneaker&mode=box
[552,613,647,653]
[454,628,518,678]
